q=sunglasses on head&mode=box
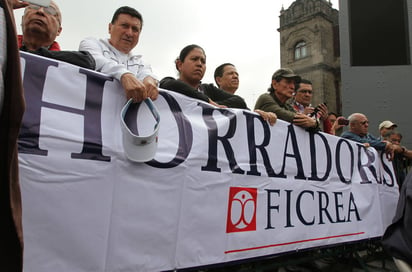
[28,4,58,17]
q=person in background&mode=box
[383,130,412,188]
[379,120,397,139]
[254,68,319,131]
[327,112,347,136]
[291,78,332,133]
[0,0,26,270]
[79,6,158,102]
[327,112,337,125]
[341,113,402,160]
[213,62,277,123]
[159,45,276,125]
[214,63,239,94]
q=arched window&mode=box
[294,41,307,60]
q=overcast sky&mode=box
[14,0,339,107]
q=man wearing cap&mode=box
[379,120,397,139]
[254,68,319,130]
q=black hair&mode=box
[175,44,205,71]
[111,6,143,27]
[214,63,235,86]
[384,129,403,139]
[178,44,204,62]
[214,63,234,79]
[295,78,311,91]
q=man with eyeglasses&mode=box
[18,0,61,51]
[341,113,403,160]
[292,78,332,133]
[9,0,95,69]
[254,68,320,131]
[79,6,158,103]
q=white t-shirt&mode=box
[79,37,157,82]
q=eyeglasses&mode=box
[28,4,58,17]
[359,120,369,125]
[297,89,313,94]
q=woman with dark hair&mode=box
[160,44,276,125]
[159,44,248,109]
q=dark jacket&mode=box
[382,171,412,265]
[20,47,96,70]
[159,77,248,109]
[0,0,25,270]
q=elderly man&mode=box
[254,68,319,131]
[18,0,61,51]
[341,113,402,160]
[12,0,95,69]
[79,6,158,103]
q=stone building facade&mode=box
[278,0,341,114]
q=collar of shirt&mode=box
[101,38,142,61]
[292,100,307,113]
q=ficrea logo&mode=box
[226,187,257,233]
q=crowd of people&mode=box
[2,1,412,270]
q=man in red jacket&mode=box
[17,0,61,51]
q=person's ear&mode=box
[272,79,278,89]
[175,59,183,72]
[56,26,62,36]
[215,76,222,86]
[108,23,113,35]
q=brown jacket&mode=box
[0,0,25,270]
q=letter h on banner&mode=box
[18,53,111,161]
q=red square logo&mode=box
[226,187,257,233]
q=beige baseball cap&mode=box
[379,120,397,131]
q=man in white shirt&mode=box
[79,6,158,102]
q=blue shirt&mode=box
[341,131,387,151]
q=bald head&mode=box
[348,113,369,136]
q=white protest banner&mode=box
[19,52,399,271]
